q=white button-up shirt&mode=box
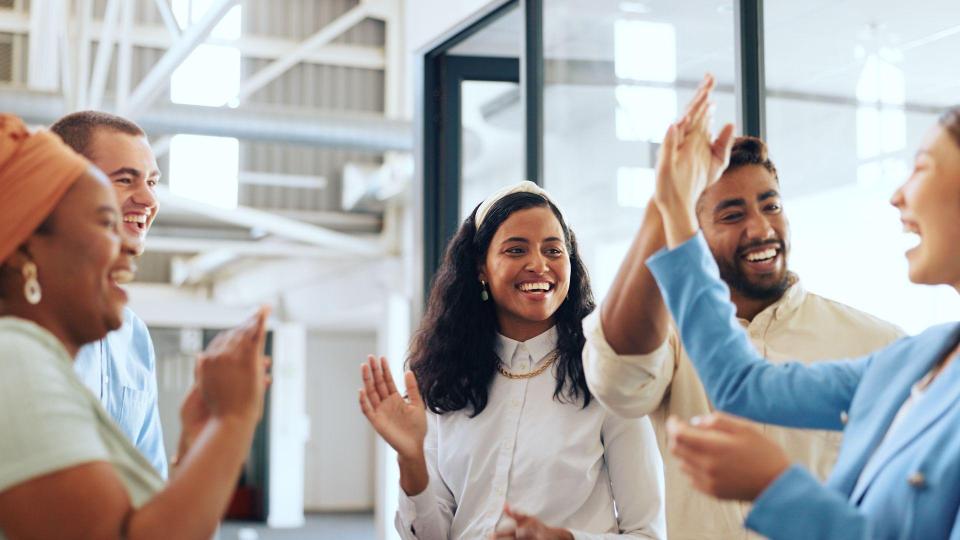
[397,326,666,540]
[583,277,905,540]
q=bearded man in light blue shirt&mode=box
[51,111,167,478]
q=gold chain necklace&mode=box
[497,350,559,379]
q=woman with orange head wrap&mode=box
[0,114,271,540]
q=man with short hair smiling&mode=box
[50,111,167,478]
[583,121,904,536]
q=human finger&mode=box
[370,354,391,400]
[710,123,737,181]
[380,356,399,396]
[360,361,382,408]
[682,74,714,119]
[405,371,424,409]
[658,122,679,167]
[359,389,375,419]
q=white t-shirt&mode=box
[0,317,165,538]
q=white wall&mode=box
[303,329,378,511]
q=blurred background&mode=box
[2,0,959,538]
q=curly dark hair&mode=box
[408,191,595,416]
[726,136,779,182]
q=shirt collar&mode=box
[737,272,807,326]
[494,326,559,369]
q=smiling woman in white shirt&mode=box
[358,181,666,540]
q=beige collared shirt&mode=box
[583,276,904,540]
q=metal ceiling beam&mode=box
[154,186,383,256]
[233,3,371,104]
[88,0,122,110]
[115,0,134,111]
[171,250,240,286]
[74,0,94,110]
[6,89,413,151]
[26,0,61,91]
[146,237,357,258]
[152,0,181,39]
[0,11,385,71]
[121,0,240,118]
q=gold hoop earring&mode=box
[480,280,490,302]
[22,261,41,305]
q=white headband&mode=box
[474,180,553,229]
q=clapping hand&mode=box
[667,412,790,501]
[197,306,271,424]
[489,506,573,540]
[358,356,427,462]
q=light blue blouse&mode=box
[75,308,168,478]
[647,231,960,540]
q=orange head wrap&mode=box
[0,114,91,264]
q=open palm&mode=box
[359,355,427,460]
[654,74,735,215]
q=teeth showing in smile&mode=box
[111,269,135,284]
[744,248,777,262]
[123,215,148,224]
[518,282,551,292]
[904,231,921,249]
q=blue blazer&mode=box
[647,232,960,540]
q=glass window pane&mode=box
[452,3,524,221]
[543,0,736,301]
[765,0,960,333]
[461,80,524,221]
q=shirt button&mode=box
[907,472,926,489]
[511,399,521,407]
[495,486,505,495]
[840,411,849,425]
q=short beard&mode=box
[716,242,790,301]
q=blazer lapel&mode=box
[848,325,960,503]
[829,342,933,496]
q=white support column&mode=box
[87,0,122,110]
[152,0,182,39]
[58,4,75,109]
[381,0,404,119]
[375,290,410,540]
[115,0,135,113]
[267,322,309,529]
[122,0,239,118]
[27,0,62,91]
[73,0,94,110]
[232,3,371,104]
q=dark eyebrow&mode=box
[758,190,779,202]
[502,237,529,244]
[714,198,746,213]
[108,167,143,178]
[542,236,564,243]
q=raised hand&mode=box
[196,306,271,424]
[489,506,573,540]
[654,74,736,248]
[359,356,428,462]
[667,412,790,501]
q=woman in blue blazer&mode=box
[645,77,960,539]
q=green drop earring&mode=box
[480,280,489,302]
